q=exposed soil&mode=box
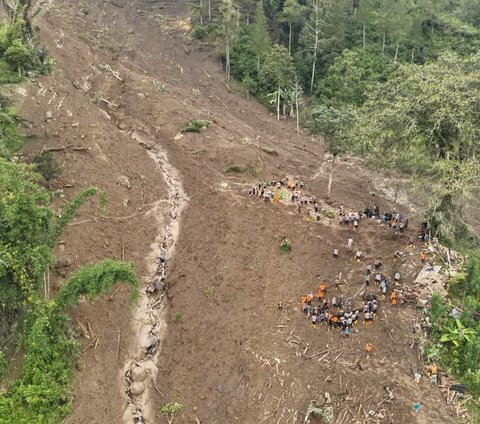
[9,0,466,423]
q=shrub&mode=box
[161,402,183,423]
[321,208,335,219]
[225,165,247,173]
[0,301,79,422]
[171,312,183,323]
[33,150,61,182]
[463,370,480,396]
[56,260,139,308]
[3,39,33,73]
[280,237,292,253]
[192,26,207,40]
[261,147,278,156]
[181,119,210,133]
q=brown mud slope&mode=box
[14,0,462,423]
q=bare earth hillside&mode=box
[13,0,465,423]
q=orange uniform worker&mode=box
[316,288,324,300]
[364,343,373,353]
[390,291,397,305]
[319,283,326,293]
[420,252,428,264]
[306,293,314,304]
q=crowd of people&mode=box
[300,286,381,336]
[245,176,428,335]
[337,204,409,233]
[248,177,322,220]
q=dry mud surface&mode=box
[13,0,464,423]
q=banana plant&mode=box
[439,319,475,347]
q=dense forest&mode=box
[191,0,480,246]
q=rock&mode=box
[67,110,73,117]
[131,367,148,382]
[72,122,79,128]
[129,382,145,396]
[123,198,131,208]
[54,258,72,269]
[117,175,131,190]
[46,111,53,120]
[117,121,127,130]
[137,93,146,99]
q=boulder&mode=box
[117,175,131,190]
[130,382,145,396]
[131,366,148,382]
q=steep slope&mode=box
[14,0,463,423]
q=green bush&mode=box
[161,401,183,423]
[280,237,292,253]
[56,260,139,308]
[3,39,33,73]
[0,104,23,156]
[0,301,79,422]
[0,60,23,84]
[171,312,183,323]
[463,370,480,396]
[33,150,62,182]
[464,256,480,297]
[225,165,247,173]
[192,25,207,40]
[0,350,8,381]
[181,119,210,133]
[321,208,335,219]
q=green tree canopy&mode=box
[249,2,272,70]
[258,44,295,93]
[354,51,480,241]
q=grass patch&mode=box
[203,286,215,299]
[181,119,210,133]
[224,165,261,176]
[322,208,336,218]
[225,165,247,174]
[153,81,168,92]
[172,312,183,323]
[261,146,278,156]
